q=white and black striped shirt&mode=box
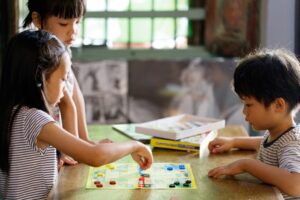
[0,107,57,200]
[258,125,300,200]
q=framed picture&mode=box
[205,0,260,57]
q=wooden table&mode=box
[48,126,283,200]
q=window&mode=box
[18,0,209,60]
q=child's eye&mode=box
[59,23,68,26]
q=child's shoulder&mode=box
[17,106,54,122]
[279,125,300,145]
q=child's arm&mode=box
[208,136,263,153]
[208,158,300,197]
[72,79,90,141]
[37,122,153,170]
[58,88,78,137]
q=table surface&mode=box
[48,125,283,200]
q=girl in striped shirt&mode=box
[0,30,153,200]
[208,49,300,199]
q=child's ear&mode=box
[273,98,286,112]
[31,12,42,29]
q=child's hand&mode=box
[98,138,113,144]
[131,142,153,170]
[208,137,234,154]
[208,159,246,178]
[58,154,78,170]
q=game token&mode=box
[179,165,185,170]
[106,164,115,169]
[109,180,116,185]
[142,173,150,177]
[167,167,173,171]
[183,183,190,187]
[94,180,101,185]
[97,173,104,177]
[169,184,175,188]
[96,183,103,188]
[185,180,191,184]
[174,181,180,185]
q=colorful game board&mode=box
[86,163,197,189]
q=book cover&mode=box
[135,114,225,140]
[150,131,217,153]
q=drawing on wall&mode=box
[73,60,128,124]
[168,59,218,118]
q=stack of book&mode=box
[135,114,225,153]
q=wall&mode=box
[261,0,295,51]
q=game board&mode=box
[86,163,197,189]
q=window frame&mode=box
[72,7,212,60]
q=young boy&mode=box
[208,49,300,199]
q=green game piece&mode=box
[183,183,190,187]
[174,181,180,185]
[169,184,175,188]
[142,173,150,177]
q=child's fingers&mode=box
[61,155,78,165]
[208,167,225,178]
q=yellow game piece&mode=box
[105,164,115,169]
[97,173,104,177]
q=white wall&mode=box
[261,0,295,52]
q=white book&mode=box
[135,114,225,140]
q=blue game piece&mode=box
[167,166,173,171]
[179,164,185,170]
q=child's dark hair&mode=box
[233,48,300,110]
[23,0,86,28]
[0,30,66,173]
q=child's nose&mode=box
[69,23,78,36]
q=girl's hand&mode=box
[208,159,246,178]
[208,137,234,154]
[131,142,153,170]
[58,154,78,171]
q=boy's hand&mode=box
[208,137,234,154]
[208,159,246,178]
[131,142,153,170]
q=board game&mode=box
[86,163,197,190]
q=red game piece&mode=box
[94,180,101,185]
[109,180,116,185]
[96,183,103,188]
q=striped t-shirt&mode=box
[0,106,57,200]
[257,125,300,200]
